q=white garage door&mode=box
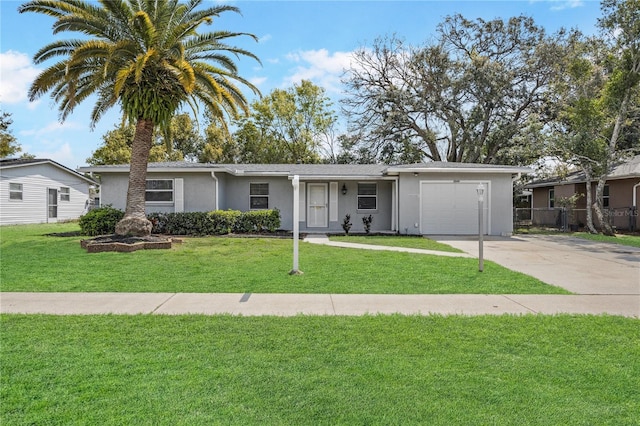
[420,181,489,235]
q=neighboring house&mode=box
[79,162,530,236]
[1,158,97,225]
[525,155,640,231]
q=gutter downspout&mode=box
[211,172,219,211]
[394,176,399,233]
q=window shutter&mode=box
[330,182,338,222]
[299,182,306,222]
[175,178,184,212]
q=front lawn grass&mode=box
[1,314,638,425]
[0,223,568,294]
[329,235,463,252]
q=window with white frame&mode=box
[145,179,173,202]
[358,182,377,210]
[9,183,23,201]
[250,183,269,209]
[60,187,70,202]
[603,185,610,208]
[548,189,555,208]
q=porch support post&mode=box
[290,175,303,275]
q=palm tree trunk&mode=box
[115,118,154,236]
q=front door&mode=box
[47,188,58,221]
[307,183,328,227]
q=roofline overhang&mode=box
[2,160,98,185]
[385,166,532,174]
[78,166,223,174]
[526,174,640,188]
[287,175,390,181]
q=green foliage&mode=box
[148,209,281,235]
[342,214,353,234]
[362,214,373,234]
[20,0,260,235]
[79,206,125,236]
[209,210,242,234]
[342,16,568,165]
[0,111,22,158]
[234,209,281,233]
[88,115,206,165]
[233,80,336,163]
[149,212,217,236]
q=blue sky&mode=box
[1,0,604,169]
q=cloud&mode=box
[19,121,83,137]
[0,50,40,105]
[529,0,585,11]
[249,76,268,87]
[259,34,272,44]
[283,49,355,95]
[33,142,75,165]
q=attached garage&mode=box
[388,163,530,236]
[420,181,489,235]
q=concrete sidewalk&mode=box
[1,292,638,317]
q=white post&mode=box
[477,183,485,272]
[290,175,303,275]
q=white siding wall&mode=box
[0,163,92,225]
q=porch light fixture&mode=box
[342,184,347,195]
[476,183,485,272]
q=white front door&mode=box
[307,183,328,227]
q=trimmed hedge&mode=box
[79,206,125,236]
[149,209,281,236]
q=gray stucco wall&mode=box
[321,180,393,233]
[397,172,515,236]
[99,172,217,214]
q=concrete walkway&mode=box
[304,234,472,258]
[2,234,638,318]
[1,292,638,317]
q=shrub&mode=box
[79,205,124,236]
[362,214,373,234]
[148,212,215,236]
[234,209,281,233]
[148,209,281,235]
[209,210,241,234]
[342,214,353,235]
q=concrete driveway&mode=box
[432,234,640,296]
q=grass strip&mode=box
[329,235,463,252]
[1,314,638,425]
[0,223,567,294]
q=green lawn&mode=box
[516,227,640,248]
[0,223,568,294]
[329,235,463,252]
[574,232,640,248]
[2,314,638,425]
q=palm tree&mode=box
[19,0,260,236]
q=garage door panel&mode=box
[421,182,488,235]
